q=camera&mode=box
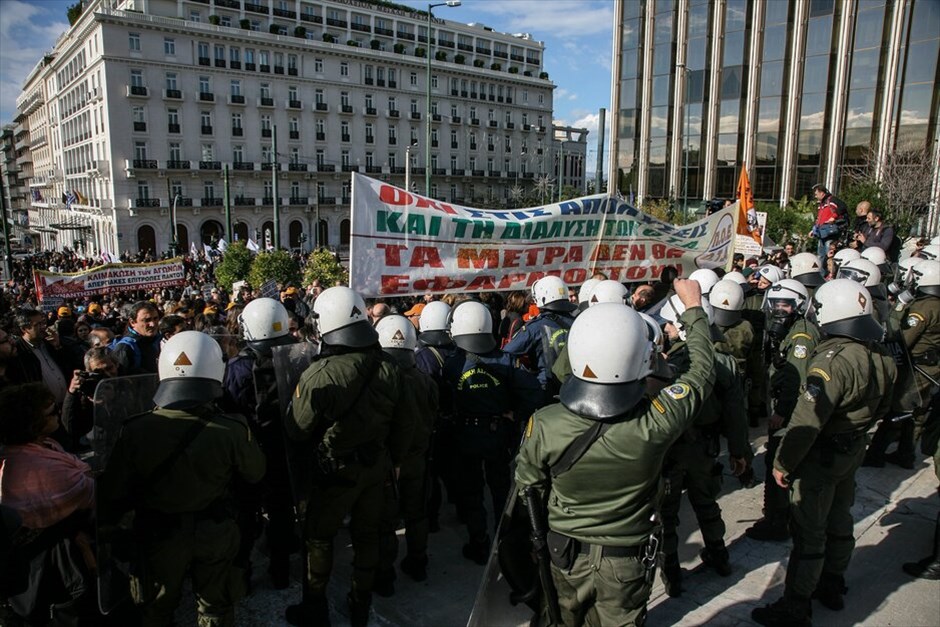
[77,371,105,396]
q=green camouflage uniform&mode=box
[515,307,715,626]
[98,405,266,627]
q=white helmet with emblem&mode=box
[589,280,628,305]
[448,300,496,353]
[689,269,720,296]
[709,279,746,326]
[376,314,417,367]
[789,252,825,288]
[154,331,225,409]
[912,259,940,297]
[807,279,883,341]
[724,271,748,286]
[418,300,452,346]
[577,278,602,306]
[637,311,671,380]
[764,278,810,314]
[532,275,576,313]
[312,286,378,348]
[837,258,882,287]
[832,247,861,273]
[756,265,784,285]
[560,303,654,420]
[919,244,939,260]
[238,297,294,355]
[860,246,889,272]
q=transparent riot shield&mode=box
[92,374,159,614]
[467,482,542,627]
[272,342,319,523]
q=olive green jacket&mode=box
[714,318,754,373]
[515,307,715,546]
[774,337,896,476]
[288,348,414,466]
[399,365,439,462]
[768,319,821,422]
[99,405,266,518]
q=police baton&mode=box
[522,487,562,625]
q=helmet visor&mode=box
[837,267,870,285]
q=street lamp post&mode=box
[405,141,418,193]
[171,192,181,256]
[426,1,461,197]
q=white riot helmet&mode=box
[689,269,721,296]
[449,300,496,353]
[764,279,809,340]
[837,258,882,288]
[418,300,452,346]
[756,265,784,286]
[912,259,940,297]
[789,252,825,288]
[659,293,714,341]
[724,271,748,286]
[589,280,628,305]
[239,297,293,354]
[807,279,883,341]
[638,311,672,381]
[312,286,378,348]
[832,247,861,274]
[919,244,939,260]
[532,275,576,313]
[376,314,418,367]
[560,304,653,420]
[709,279,746,327]
[860,246,889,273]
[577,278,602,310]
[154,331,225,409]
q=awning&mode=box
[50,221,93,231]
[33,226,58,233]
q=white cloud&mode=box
[468,0,614,38]
[0,0,69,123]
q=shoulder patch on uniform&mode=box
[906,313,923,328]
[651,398,666,414]
[525,416,534,439]
[794,344,808,359]
[808,367,831,381]
[664,383,690,400]
[791,333,812,341]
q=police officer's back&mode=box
[515,280,715,625]
[98,331,265,627]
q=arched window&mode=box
[261,220,275,248]
[137,225,156,254]
[234,222,249,243]
[200,220,224,245]
[289,220,304,249]
[340,219,350,246]
[317,219,329,247]
[174,224,189,252]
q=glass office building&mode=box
[612,0,940,208]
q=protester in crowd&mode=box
[61,347,119,452]
[810,184,846,270]
[8,309,72,404]
[855,208,898,261]
[110,301,161,375]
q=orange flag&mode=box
[736,167,762,245]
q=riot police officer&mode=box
[444,300,541,564]
[747,279,820,542]
[515,280,715,625]
[752,279,896,626]
[837,258,889,323]
[658,293,751,595]
[98,331,266,627]
[502,275,577,404]
[374,314,439,589]
[285,286,413,627]
[222,297,297,588]
[745,265,784,426]
[710,278,754,374]
[789,252,826,293]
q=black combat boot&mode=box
[462,535,490,565]
[751,595,812,627]
[661,554,683,597]
[372,567,396,597]
[285,595,331,627]
[347,590,372,627]
[903,513,940,580]
[400,553,429,582]
[745,516,790,542]
[812,572,847,611]
[700,542,732,577]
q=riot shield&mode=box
[467,482,542,627]
[272,342,319,523]
[884,339,923,415]
[92,374,159,614]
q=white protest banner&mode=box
[33,258,186,300]
[349,173,737,297]
[734,211,767,258]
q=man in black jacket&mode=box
[8,310,72,404]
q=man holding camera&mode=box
[61,347,118,452]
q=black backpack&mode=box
[831,195,849,226]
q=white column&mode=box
[668,0,689,200]
[779,0,809,205]
[825,0,855,188]
[607,0,624,198]
[741,0,764,173]
[876,0,906,177]
[637,5,656,203]
[702,0,725,200]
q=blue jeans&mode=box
[817,238,833,276]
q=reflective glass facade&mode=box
[613,0,940,206]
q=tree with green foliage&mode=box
[214,242,253,290]
[762,197,817,251]
[67,2,83,25]
[249,250,301,289]
[303,248,348,287]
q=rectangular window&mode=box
[130,69,143,87]
[340,62,349,76]
[165,73,178,90]
[198,42,209,59]
[199,76,210,93]
[230,47,240,63]
[129,33,140,51]
[231,80,241,96]
[164,38,175,55]
[410,72,418,86]
[232,113,242,129]
[315,58,323,72]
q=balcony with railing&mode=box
[166,160,190,169]
[201,125,213,135]
[365,165,382,174]
[135,198,160,207]
[261,162,278,171]
[288,196,308,206]
[234,197,256,206]
[317,164,336,172]
[388,109,400,118]
[375,27,393,36]
[232,127,244,136]
[127,85,149,97]
[273,7,296,18]
[199,92,215,102]
[201,197,223,206]
[326,18,347,27]
[288,100,302,109]
[215,0,239,7]
[341,105,354,114]
[301,13,322,23]
[317,196,336,204]
[410,111,421,120]
[289,130,300,139]
[351,22,371,32]
[244,2,268,14]
[229,94,246,105]
[390,166,406,174]
[199,161,221,170]
[233,162,254,171]
[198,56,210,66]
[133,159,158,169]
[288,163,308,171]
[176,197,194,207]
[341,164,359,172]
[259,97,274,107]
[316,132,326,141]
[133,121,147,132]
[397,31,415,40]
[315,102,328,111]
[262,128,272,138]
[168,123,181,134]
